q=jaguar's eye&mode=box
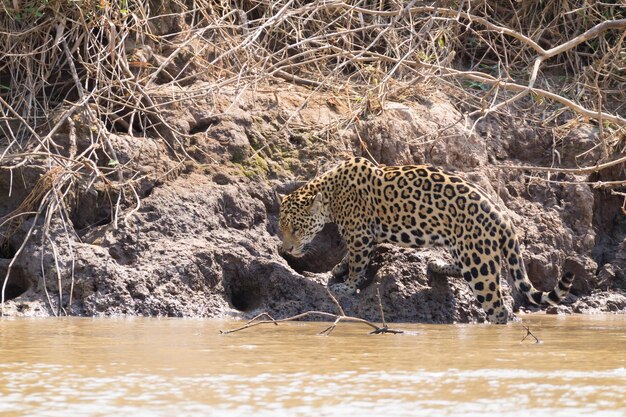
[292,227,300,234]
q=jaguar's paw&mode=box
[329,282,358,296]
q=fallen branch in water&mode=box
[220,286,404,335]
[520,326,541,344]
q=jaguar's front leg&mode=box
[329,235,373,296]
[331,254,349,279]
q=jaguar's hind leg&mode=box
[462,269,509,324]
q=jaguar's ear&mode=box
[308,193,323,215]
[274,190,285,205]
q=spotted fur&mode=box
[277,157,574,324]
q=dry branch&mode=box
[219,309,405,335]
[417,61,626,127]
[221,287,404,335]
[499,153,626,175]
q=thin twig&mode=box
[520,325,541,344]
[326,286,346,316]
[376,286,386,328]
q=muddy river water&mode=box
[1,314,625,417]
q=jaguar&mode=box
[276,157,574,324]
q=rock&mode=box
[597,264,618,289]
[357,93,486,169]
[204,115,252,163]
[572,291,626,314]
[561,125,603,167]
[545,305,571,315]
[563,256,598,294]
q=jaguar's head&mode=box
[276,189,326,257]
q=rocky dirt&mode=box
[1,82,625,322]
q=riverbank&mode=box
[2,81,625,320]
[1,1,625,321]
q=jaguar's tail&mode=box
[505,239,574,305]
